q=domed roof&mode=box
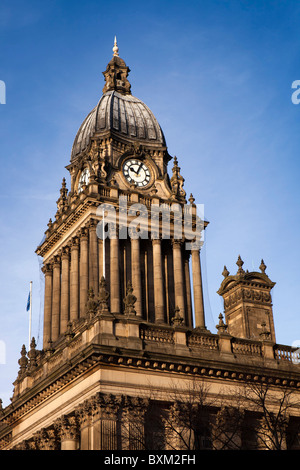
[71,90,166,160]
[71,39,166,161]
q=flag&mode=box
[26,292,31,312]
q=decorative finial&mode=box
[86,287,98,318]
[113,36,119,57]
[170,156,186,200]
[259,259,267,274]
[18,344,28,377]
[123,281,137,316]
[222,266,229,277]
[188,193,195,204]
[98,276,110,314]
[236,255,245,275]
[216,313,228,334]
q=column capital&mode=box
[52,254,61,266]
[91,392,122,419]
[76,400,93,428]
[87,217,98,231]
[61,245,70,260]
[79,226,89,240]
[172,238,183,247]
[58,415,80,441]
[42,262,53,275]
[71,236,80,249]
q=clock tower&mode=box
[2,39,300,453]
[36,39,207,351]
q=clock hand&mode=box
[137,162,143,174]
[129,167,138,175]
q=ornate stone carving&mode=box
[171,306,184,327]
[56,177,69,217]
[170,156,186,200]
[59,415,79,442]
[236,255,245,275]
[86,287,99,318]
[28,338,38,371]
[97,276,110,314]
[18,344,28,377]
[216,313,228,334]
[123,281,137,316]
[222,266,229,278]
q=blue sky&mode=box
[1,0,300,406]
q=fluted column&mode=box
[110,230,120,314]
[191,247,205,329]
[152,239,165,323]
[52,255,61,341]
[89,219,98,294]
[98,237,104,281]
[79,228,89,317]
[42,263,53,350]
[131,237,142,317]
[70,237,79,322]
[77,401,92,450]
[184,252,193,327]
[60,246,70,334]
[121,397,148,450]
[92,393,121,450]
[172,239,185,318]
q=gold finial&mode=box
[113,36,119,57]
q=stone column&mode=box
[60,246,70,335]
[131,237,142,317]
[79,228,89,317]
[91,393,120,450]
[152,239,165,323]
[110,232,120,314]
[77,401,93,450]
[89,219,98,294]
[60,415,79,451]
[184,252,193,327]
[172,239,185,318]
[52,255,61,342]
[70,237,79,322]
[191,248,205,329]
[42,263,53,350]
[121,397,148,450]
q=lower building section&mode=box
[9,391,300,450]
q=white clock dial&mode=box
[78,168,90,193]
[122,159,151,187]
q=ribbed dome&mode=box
[71,90,166,160]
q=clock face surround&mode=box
[122,159,151,188]
[78,168,90,193]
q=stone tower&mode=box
[36,39,207,353]
[217,256,276,342]
[2,41,300,452]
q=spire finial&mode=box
[222,266,229,278]
[259,259,267,274]
[236,255,245,275]
[113,36,119,57]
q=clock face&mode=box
[78,168,90,193]
[122,159,151,187]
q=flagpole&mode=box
[29,281,32,351]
